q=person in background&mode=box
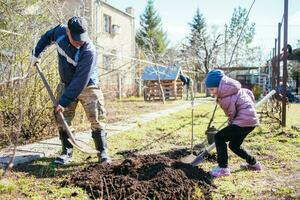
[205,69,262,178]
[179,72,194,100]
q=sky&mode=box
[107,0,300,57]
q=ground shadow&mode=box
[12,157,90,179]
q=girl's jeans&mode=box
[214,124,256,168]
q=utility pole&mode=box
[282,0,288,127]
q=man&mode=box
[31,16,111,165]
[179,72,194,100]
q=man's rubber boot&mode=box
[54,130,73,165]
[92,129,111,164]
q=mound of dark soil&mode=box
[62,154,214,200]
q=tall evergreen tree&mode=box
[136,0,168,54]
[189,8,206,47]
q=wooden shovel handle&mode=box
[34,63,98,154]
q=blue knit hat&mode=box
[205,69,224,88]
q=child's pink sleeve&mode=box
[245,89,256,103]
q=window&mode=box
[103,14,112,33]
[112,25,121,34]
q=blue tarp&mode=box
[141,66,181,81]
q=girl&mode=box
[205,69,262,177]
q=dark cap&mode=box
[67,16,89,42]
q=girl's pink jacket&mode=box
[217,76,259,127]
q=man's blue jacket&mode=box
[34,24,98,107]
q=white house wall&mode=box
[96,2,136,97]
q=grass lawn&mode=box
[0,101,299,199]
[0,96,184,149]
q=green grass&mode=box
[1,102,300,199]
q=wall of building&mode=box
[96,1,136,98]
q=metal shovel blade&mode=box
[190,150,208,166]
[180,154,197,164]
[190,143,216,166]
[67,138,99,154]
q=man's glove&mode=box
[55,104,65,113]
[30,55,40,66]
[25,55,40,78]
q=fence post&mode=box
[274,39,277,89]
[272,48,276,90]
[277,23,281,89]
[118,73,122,100]
[282,0,288,127]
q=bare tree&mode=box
[187,9,223,74]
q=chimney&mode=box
[125,7,134,16]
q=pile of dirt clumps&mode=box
[62,154,214,200]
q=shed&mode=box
[141,66,183,101]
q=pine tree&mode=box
[189,8,206,46]
[136,0,168,54]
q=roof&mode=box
[100,1,134,19]
[141,66,181,81]
[216,67,259,71]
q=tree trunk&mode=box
[204,61,210,97]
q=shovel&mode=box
[180,99,197,163]
[34,63,98,154]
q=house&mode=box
[60,0,136,98]
[141,66,183,101]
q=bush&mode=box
[0,0,86,148]
[252,84,261,100]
